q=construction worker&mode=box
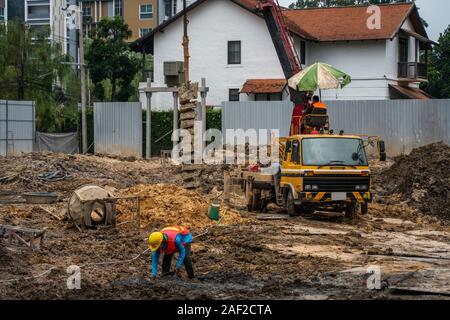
[291,92,312,135]
[148,226,195,281]
[311,95,328,115]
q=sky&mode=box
[277,0,450,42]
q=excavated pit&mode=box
[0,149,449,300]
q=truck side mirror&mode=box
[379,140,386,161]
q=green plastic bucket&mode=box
[208,203,221,221]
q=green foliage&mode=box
[86,17,140,102]
[206,109,222,130]
[422,25,450,99]
[143,109,223,156]
[288,0,411,9]
[145,110,174,156]
[0,19,80,133]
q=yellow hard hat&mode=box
[148,232,164,252]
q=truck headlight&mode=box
[311,185,319,191]
[355,185,368,191]
[304,185,312,191]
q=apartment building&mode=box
[22,0,70,57]
[157,0,196,24]
[0,0,7,22]
[81,0,158,42]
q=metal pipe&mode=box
[146,78,152,159]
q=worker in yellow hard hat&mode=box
[149,226,194,282]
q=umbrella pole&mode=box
[319,89,322,101]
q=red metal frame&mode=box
[257,0,302,74]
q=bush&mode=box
[144,109,222,156]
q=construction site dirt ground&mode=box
[0,149,449,300]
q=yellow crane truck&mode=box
[239,134,386,219]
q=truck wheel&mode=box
[252,190,262,212]
[361,203,368,215]
[344,203,358,219]
[286,190,299,217]
[261,199,268,213]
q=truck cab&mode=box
[279,134,373,218]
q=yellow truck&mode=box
[238,134,386,219]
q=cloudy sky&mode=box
[277,0,450,42]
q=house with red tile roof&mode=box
[132,0,434,109]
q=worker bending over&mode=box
[148,226,195,280]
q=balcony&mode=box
[398,62,428,81]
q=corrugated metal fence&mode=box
[94,102,142,158]
[326,100,450,156]
[222,99,450,156]
[0,100,35,156]
[222,101,294,140]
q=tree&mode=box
[288,0,411,9]
[0,19,80,132]
[86,17,139,102]
[422,25,450,98]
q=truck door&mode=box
[282,139,302,192]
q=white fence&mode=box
[0,100,35,156]
[94,102,143,158]
[222,99,450,156]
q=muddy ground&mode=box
[0,151,449,300]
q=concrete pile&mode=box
[178,82,202,189]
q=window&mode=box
[173,0,178,16]
[284,140,292,161]
[255,93,282,101]
[83,7,92,17]
[399,37,409,62]
[114,0,123,17]
[140,28,153,37]
[300,41,306,65]
[0,8,4,21]
[302,138,368,167]
[140,4,153,20]
[229,89,240,102]
[291,140,300,164]
[165,1,171,17]
[228,41,241,65]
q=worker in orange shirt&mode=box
[148,226,194,281]
[310,95,328,115]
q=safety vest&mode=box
[161,226,190,255]
[313,102,327,109]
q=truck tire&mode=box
[286,190,300,217]
[344,203,358,219]
[252,190,262,212]
[361,203,368,215]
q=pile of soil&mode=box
[379,142,450,220]
[0,153,236,200]
[116,184,248,231]
[0,153,181,198]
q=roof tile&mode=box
[241,79,287,93]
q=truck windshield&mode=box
[302,138,368,166]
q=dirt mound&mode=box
[116,184,248,231]
[0,153,180,199]
[380,142,450,220]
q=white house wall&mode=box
[307,40,390,100]
[142,2,427,107]
[149,0,285,110]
